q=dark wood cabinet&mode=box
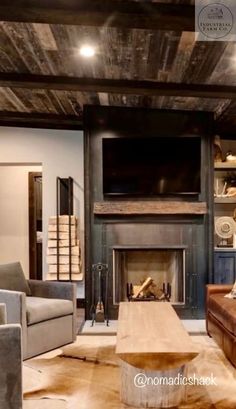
[214,250,236,284]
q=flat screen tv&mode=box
[102,137,201,196]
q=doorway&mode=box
[29,172,42,280]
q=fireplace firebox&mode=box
[113,246,185,305]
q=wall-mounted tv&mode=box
[102,136,201,196]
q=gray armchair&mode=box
[0,262,77,360]
[0,303,22,409]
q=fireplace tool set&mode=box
[127,279,172,302]
[90,263,109,326]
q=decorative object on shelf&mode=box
[214,135,223,163]
[90,263,109,326]
[226,187,236,197]
[214,178,227,197]
[233,209,236,222]
[215,216,236,247]
[226,151,236,162]
[47,177,81,281]
[215,173,236,198]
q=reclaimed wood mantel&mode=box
[94,201,207,215]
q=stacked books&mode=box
[47,215,81,281]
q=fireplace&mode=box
[113,246,185,305]
[84,106,213,319]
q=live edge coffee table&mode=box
[116,302,199,408]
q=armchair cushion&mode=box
[0,262,31,296]
[26,296,73,325]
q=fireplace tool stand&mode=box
[90,263,109,326]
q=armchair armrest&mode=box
[206,284,233,308]
[0,289,27,355]
[206,284,232,302]
[0,289,26,326]
[28,280,76,302]
[0,323,22,408]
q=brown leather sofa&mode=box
[206,284,236,367]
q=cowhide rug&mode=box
[23,335,236,409]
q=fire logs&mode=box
[127,276,171,302]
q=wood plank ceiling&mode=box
[0,0,235,135]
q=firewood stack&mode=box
[47,215,81,281]
[128,277,171,301]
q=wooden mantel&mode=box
[94,201,207,215]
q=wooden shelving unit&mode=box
[214,142,236,283]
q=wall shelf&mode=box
[214,247,236,252]
[214,197,236,204]
[214,162,236,170]
[94,201,207,215]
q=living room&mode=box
[0,1,236,408]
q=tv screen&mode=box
[102,137,201,196]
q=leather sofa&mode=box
[206,284,236,367]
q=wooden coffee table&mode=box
[116,302,199,408]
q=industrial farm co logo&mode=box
[195,2,235,41]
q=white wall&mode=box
[0,165,42,277]
[0,127,84,296]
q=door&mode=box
[29,172,42,280]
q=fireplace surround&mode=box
[84,106,214,319]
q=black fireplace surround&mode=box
[84,106,214,320]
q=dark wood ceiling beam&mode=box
[0,110,234,135]
[0,111,83,130]
[1,72,236,100]
[0,1,195,31]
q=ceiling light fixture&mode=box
[79,45,95,58]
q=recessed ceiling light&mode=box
[79,45,95,58]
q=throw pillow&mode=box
[0,262,31,295]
